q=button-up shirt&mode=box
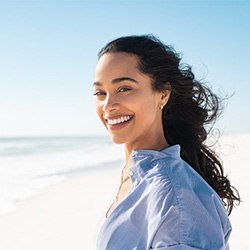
[97,145,231,249]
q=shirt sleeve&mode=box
[150,244,230,250]
[149,209,205,249]
[150,244,209,249]
[149,205,231,250]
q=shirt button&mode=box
[130,169,134,176]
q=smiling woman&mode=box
[93,35,240,250]
[94,52,169,148]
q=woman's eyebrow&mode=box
[112,77,138,84]
[93,77,138,86]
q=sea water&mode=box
[0,135,123,216]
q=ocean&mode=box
[0,135,124,216]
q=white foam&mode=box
[0,137,124,216]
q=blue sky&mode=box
[0,0,249,137]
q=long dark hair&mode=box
[98,34,240,214]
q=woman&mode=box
[93,35,240,250]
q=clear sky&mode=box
[0,0,249,137]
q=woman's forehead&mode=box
[97,52,138,69]
[94,53,143,81]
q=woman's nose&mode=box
[102,94,119,113]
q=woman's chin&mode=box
[109,134,127,144]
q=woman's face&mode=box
[93,52,168,148]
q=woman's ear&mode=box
[160,82,171,103]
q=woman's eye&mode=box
[93,91,106,96]
[118,87,132,93]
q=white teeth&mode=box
[107,116,132,125]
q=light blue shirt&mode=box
[97,145,231,250]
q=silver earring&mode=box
[160,105,164,110]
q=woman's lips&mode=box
[105,115,134,130]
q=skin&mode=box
[93,52,170,168]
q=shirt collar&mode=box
[129,144,181,184]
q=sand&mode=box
[0,134,249,249]
[0,167,121,250]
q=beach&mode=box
[0,134,249,249]
[0,166,121,250]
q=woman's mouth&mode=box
[105,115,133,130]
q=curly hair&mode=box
[98,34,240,214]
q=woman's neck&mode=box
[123,134,169,169]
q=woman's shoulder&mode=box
[146,158,232,249]
[146,156,231,227]
[153,156,219,199]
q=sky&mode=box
[0,0,249,137]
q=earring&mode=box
[159,105,164,110]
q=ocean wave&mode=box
[0,136,124,216]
